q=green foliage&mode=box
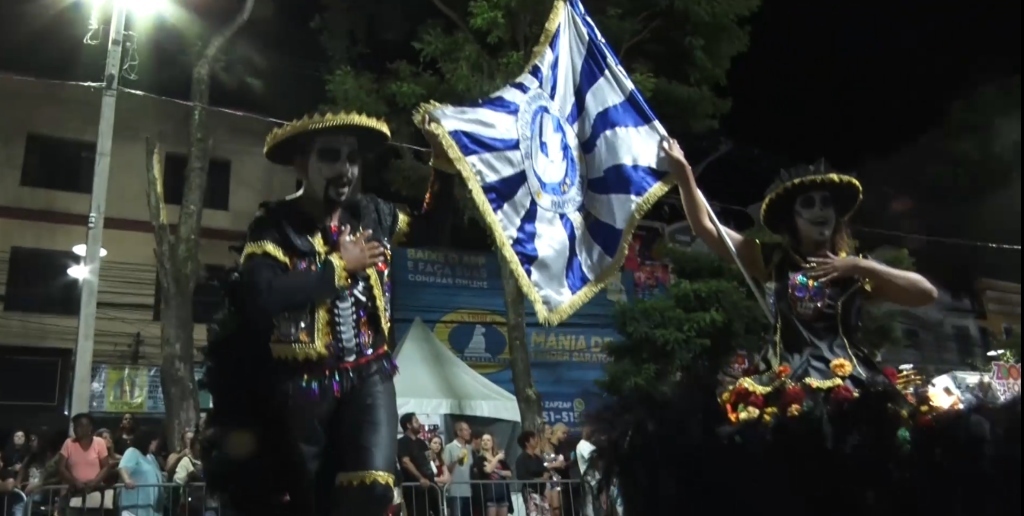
[602,242,923,396]
[318,0,762,202]
[600,248,769,396]
[858,246,918,354]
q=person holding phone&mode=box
[471,434,511,516]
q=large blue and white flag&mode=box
[415,0,673,325]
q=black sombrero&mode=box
[264,110,391,166]
[759,163,863,235]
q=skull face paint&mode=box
[792,190,836,245]
[302,134,361,204]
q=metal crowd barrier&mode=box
[399,479,593,516]
[18,482,218,516]
[8,478,599,516]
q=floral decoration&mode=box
[776,363,792,378]
[882,366,899,385]
[829,385,856,404]
[830,358,854,378]
[780,385,806,407]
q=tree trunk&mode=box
[158,284,200,442]
[498,258,543,432]
[144,0,255,445]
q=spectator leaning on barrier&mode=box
[58,413,111,516]
[117,427,164,516]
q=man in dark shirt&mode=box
[397,413,438,515]
[515,430,551,511]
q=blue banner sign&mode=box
[392,247,619,431]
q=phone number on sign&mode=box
[542,410,578,424]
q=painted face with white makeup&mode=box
[299,133,362,204]
[792,190,836,247]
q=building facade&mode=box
[0,74,295,371]
[974,278,1021,344]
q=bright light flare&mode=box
[898,364,914,371]
[72,244,108,258]
[987,349,1007,357]
[67,264,90,279]
[89,0,171,17]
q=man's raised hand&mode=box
[336,225,386,273]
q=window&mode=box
[0,356,63,405]
[901,327,921,342]
[979,327,993,352]
[153,264,228,324]
[163,153,232,211]
[1003,324,1015,340]
[20,134,95,193]
[3,247,83,315]
[950,324,976,363]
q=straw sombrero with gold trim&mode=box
[760,160,863,235]
[264,110,391,165]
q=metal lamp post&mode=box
[68,0,128,419]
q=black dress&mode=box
[723,243,893,423]
[471,454,511,506]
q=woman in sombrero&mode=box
[663,139,938,401]
[586,141,1019,516]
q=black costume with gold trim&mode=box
[588,167,1021,515]
[201,112,445,516]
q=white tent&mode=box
[394,317,521,422]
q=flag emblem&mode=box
[416,0,672,325]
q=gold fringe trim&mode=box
[760,173,863,233]
[264,111,391,163]
[393,208,412,245]
[411,1,675,326]
[735,375,846,396]
[335,470,395,487]
[367,267,390,339]
[327,253,350,288]
[240,241,290,266]
[523,0,568,76]
[267,233,334,361]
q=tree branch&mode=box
[430,0,471,34]
[176,0,254,286]
[694,140,734,178]
[144,137,172,281]
[620,19,661,61]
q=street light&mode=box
[68,0,168,422]
[67,264,90,279]
[72,244,108,258]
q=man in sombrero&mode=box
[201,111,447,516]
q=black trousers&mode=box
[285,364,398,516]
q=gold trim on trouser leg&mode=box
[335,470,395,487]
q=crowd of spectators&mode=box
[4,411,614,516]
[1,412,210,516]
[395,413,613,516]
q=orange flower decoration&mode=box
[776,364,792,378]
[829,358,854,378]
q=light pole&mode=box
[68,0,128,419]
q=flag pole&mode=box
[653,128,771,322]
[695,189,772,322]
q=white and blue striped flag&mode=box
[415,0,673,325]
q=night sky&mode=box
[0,0,1019,281]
